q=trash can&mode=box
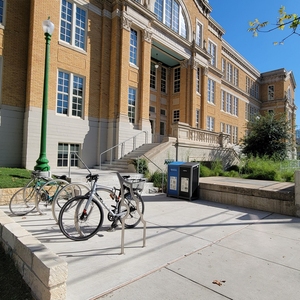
[178,162,200,200]
[167,161,184,197]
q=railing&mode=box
[137,154,165,192]
[171,122,231,147]
[99,131,148,170]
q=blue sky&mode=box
[208,0,300,125]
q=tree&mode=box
[248,6,300,44]
[241,113,292,160]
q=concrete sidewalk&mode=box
[2,188,300,300]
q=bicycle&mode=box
[58,171,145,241]
[9,170,69,222]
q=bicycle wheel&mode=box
[58,196,104,241]
[52,183,90,224]
[35,179,68,218]
[9,187,36,216]
[118,192,145,228]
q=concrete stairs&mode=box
[99,143,160,172]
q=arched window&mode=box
[154,0,187,38]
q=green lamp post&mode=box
[34,18,54,176]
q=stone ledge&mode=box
[0,210,67,300]
[199,179,296,217]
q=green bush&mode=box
[200,165,213,177]
[149,171,167,191]
[130,158,150,177]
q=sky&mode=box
[208,0,300,126]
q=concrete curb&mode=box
[0,210,67,300]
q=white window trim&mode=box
[195,20,203,47]
[129,27,140,68]
[207,39,217,67]
[56,70,85,118]
[59,0,88,51]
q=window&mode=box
[268,85,274,100]
[208,41,216,66]
[220,122,225,133]
[206,116,214,131]
[154,0,187,38]
[221,58,226,74]
[233,97,238,116]
[149,106,156,113]
[246,77,250,94]
[128,88,136,124]
[207,79,215,104]
[60,0,86,50]
[174,67,180,93]
[161,66,167,93]
[57,143,79,167]
[196,109,200,128]
[226,62,232,82]
[196,21,203,46]
[57,71,84,117]
[160,121,166,135]
[232,126,238,144]
[233,67,239,86]
[226,93,232,113]
[246,76,259,99]
[245,103,249,120]
[196,67,201,94]
[150,62,156,89]
[221,90,225,111]
[173,109,180,122]
[130,29,138,65]
[0,0,5,25]
[160,109,166,115]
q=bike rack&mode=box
[116,172,146,254]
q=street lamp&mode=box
[34,18,55,176]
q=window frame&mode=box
[161,66,167,93]
[57,143,80,167]
[208,40,217,66]
[196,67,201,94]
[268,85,275,100]
[60,0,87,51]
[207,78,215,104]
[150,62,157,89]
[173,109,180,123]
[173,67,180,93]
[206,116,214,131]
[56,70,85,118]
[128,87,137,124]
[196,109,200,128]
[154,0,187,38]
[196,20,203,47]
[130,28,138,66]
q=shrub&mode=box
[149,171,167,191]
[130,158,149,177]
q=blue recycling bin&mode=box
[178,162,200,200]
[167,161,184,197]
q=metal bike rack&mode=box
[116,173,147,254]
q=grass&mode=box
[0,168,32,189]
[0,246,34,300]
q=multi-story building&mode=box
[0,0,297,170]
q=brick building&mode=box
[0,0,297,170]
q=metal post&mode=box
[35,20,54,173]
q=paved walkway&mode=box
[1,174,300,299]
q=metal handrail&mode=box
[137,154,165,192]
[99,131,148,170]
